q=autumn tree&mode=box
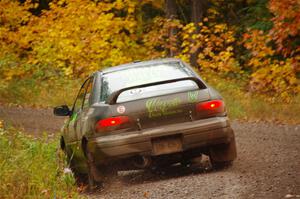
[0,0,298,100]
[268,0,300,58]
[242,0,299,99]
[190,0,208,68]
[165,0,179,56]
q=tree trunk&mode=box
[191,0,206,25]
[190,0,207,69]
[165,0,178,19]
[165,0,178,57]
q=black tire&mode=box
[211,160,233,170]
[64,147,87,184]
[81,138,102,188]
[85,150,104,189]
[60,138,87,185]
[209,137,237,170]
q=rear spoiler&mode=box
[106,77,206,105]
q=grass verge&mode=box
[0,78,80,108]
[0,125,81,199]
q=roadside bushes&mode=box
[0,126,79,198]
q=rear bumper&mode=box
[87,117,234,162]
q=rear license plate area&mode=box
[152,135,183,155]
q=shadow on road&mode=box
[117,158,233,186]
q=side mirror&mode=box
[53,105,71,116]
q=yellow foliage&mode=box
[0,0,154,78]
[243,30,299,100]
[178,22,240,74]
[250,59,299,101]
[143,17,182,59]
[0,0,298,102]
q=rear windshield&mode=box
[100,62,199,103]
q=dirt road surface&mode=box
[0,106,299,199]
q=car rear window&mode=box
[100,62,199,103]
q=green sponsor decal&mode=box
[188,91,199,103]
[70,112,78,122]
[146,98,182,118]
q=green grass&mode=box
[0,78,80,108]
[0,126,81,199]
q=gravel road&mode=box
[0,106,299,199]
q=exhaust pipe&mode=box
[133,156,152,169]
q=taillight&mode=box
[95,116,130,132]
[196,100,225,114]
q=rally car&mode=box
[54,58,237,186]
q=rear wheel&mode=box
[209,137,237,170]
[83,141,119,189]
[85,149,104,189]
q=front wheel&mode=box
[61,143,83,182]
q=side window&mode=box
[83,77,94,109]
[73,79,90,114]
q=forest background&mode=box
[0,0,299,122]
[0,1,299,197]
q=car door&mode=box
[75,76,94,139]
[65,78,91,145]
[64,78,92,171]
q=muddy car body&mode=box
[54,58,237,185]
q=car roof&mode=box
[101,58,183,74]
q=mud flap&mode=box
[209,137,237,163]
